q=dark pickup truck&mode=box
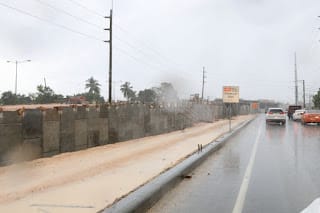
[287,105,302,120]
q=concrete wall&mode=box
[0,102,252,165]
[43,109,60,156]
[22,109,43,160]
[0,111,22,164]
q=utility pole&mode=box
[7,59,31,95]
[201,66,206,100]
[303,80,306,108]
[14,61,17,94]
[104,9,113,103]
[294,53,298,105]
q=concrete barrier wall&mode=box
[22,109,43,160]
[43,109,60,156]
[60,108,75,153]
[0,111,22,164]
[0,102,252,165]
[74,106,88,151]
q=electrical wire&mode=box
[0,1,104,42]
[114,22,192,74]
[67,0,105,18]
[34,0,104,29]
[0,1,191,77]
[1,1,195,79]
[114,46,168,72]
[34,0,181,73]
[113,45,190,81]
[113,36,173,69]
[44,0,192,76]
[113,33,194,75]
[46,0,189,75]
[65,0,180,72]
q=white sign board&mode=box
[223,86,239,103]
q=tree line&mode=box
[0,77,180,105]
[0,77,104,105]
[313,89,320,109]
[120,81,178,103]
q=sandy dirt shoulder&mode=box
[0,114,255,213]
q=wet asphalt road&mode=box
[148,115,320,213]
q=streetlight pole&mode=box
[7,59,31,95]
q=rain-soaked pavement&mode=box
[148,114,320,213]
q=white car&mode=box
[292,109,305,121]
[265,108,286,125]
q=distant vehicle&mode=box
[287,105,302,120]
[265,108,286,125]
[292,109,305,121]
[301,110,320,125]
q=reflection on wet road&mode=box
[148,115,320,213]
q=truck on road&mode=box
[287,105,302,120]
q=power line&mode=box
[67,0,105,18]
[114,22,191,73]
[113,35,173,69]
[65,0,189,74]
[113,45,190,81]
[111,27,195,75]
[113,31,194,75]
[0,2,104,42]
[34,0,103,29]
[114,46,166,72]
[0,1,191,79]
[2,1,193,80]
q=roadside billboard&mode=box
[223,86,239,103]
[251,102,259,110]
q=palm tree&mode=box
[120,82,133,101]
[85,77,101,95]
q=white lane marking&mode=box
[232,125,262,213]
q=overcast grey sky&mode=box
[0,0,319,103]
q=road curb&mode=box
[102,117,256,213]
